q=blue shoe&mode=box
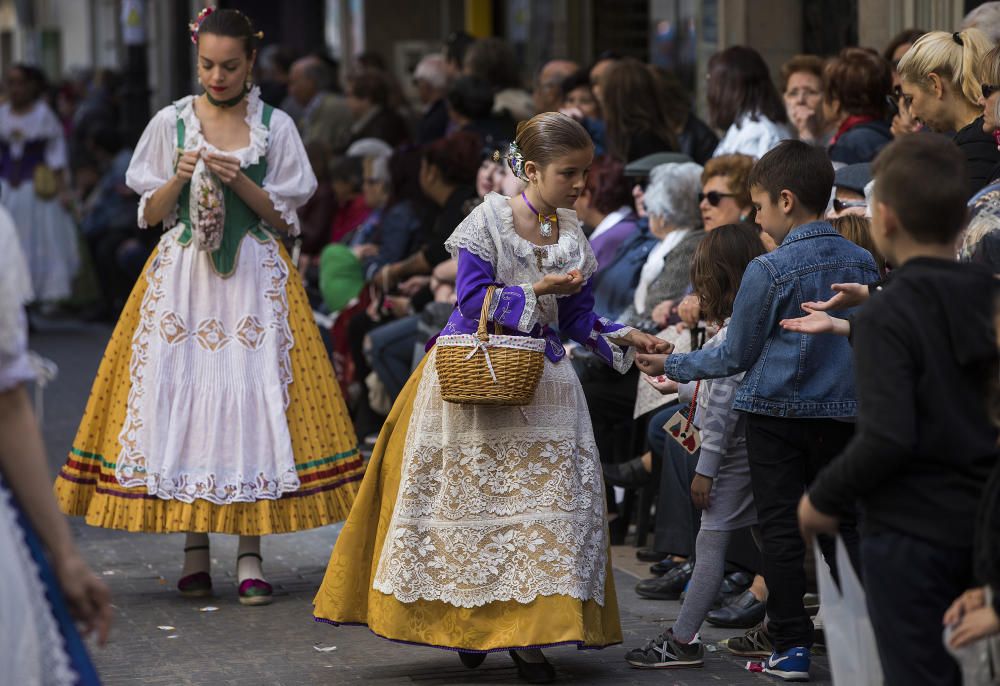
[764,646,810,682]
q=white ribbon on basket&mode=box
[464,338,498,384]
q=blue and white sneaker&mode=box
[764,646,810,681]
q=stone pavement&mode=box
[34,320,832,685]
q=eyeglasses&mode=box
[832,198,867,213]
[698,191,735,206]
[983,84,1000,99]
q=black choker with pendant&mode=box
[205,84,249,109]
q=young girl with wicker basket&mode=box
[313,112,669,683]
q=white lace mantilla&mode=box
[116,227,299,504]
[373,350,608,607]
[0,477,76,686]
[445,192,599,329]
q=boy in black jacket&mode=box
[798,134,999,686]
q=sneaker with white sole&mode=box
[624,629,704,669]
[764,646,811,682]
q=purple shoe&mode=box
[177,571,213,598]
[238,579,273,606]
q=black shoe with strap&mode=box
[706,589,766,629]
[635,560,694,600]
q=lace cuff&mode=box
[264,187,301,237]
[137,189,177,230]
[601,324,637,374]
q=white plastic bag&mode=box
[189,158,225,252]
[815,535,884,686]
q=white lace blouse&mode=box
[125,87,317,235]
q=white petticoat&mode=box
[1,181,79,303]
[115,227,299,504]
[373,349,609,608]
[0,477,76,686]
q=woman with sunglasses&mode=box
[898,29,1000,196]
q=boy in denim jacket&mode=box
[799,136,999,686]
[636,140,878,681]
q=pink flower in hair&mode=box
[188,6,215,45]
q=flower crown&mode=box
[189,7,264,45]
[492,142,529,182]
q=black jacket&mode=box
[678,115,719,165]
[809,258,999,547]
[953,116,1000,198]
[417,98,450,144]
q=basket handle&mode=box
[477,285,496,342]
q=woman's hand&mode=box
[677,294,701,327]
[802,283,870,312]
[780,309,851,337]
[944,587,987,627]
[691,474,713,510]
[204,152,243,185]
[949,605,1000,649]
[175,148,202,183]
[651,299,675,327]
[634,352,670,376]
[398,275,431,296]
[643,374,678,395]
[533,269,583,297]
[789,104,821,141]
[351,243,379,260]
[53,551,113,646]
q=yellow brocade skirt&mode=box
[54,243,363,535]
[312,355,623,652]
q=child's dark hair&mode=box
[691,223,766,324]
[559,68,592,100]
[515,112,593,171]
[329,156,363,190]
[197,9,261,57]
[748,140,834,216]
[423,131,482,186]
[871,135,968,243]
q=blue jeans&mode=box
[366,315,419,402]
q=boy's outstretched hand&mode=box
[780,308,851,337]
[635,352,670,376]
[797,493,839,539]
[802,282,870,312]
[643,374,678,395]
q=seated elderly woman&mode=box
[579,162,704,516]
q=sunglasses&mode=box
[832,198,867,213]
[983,84,1000,99]
[698,191,735,206]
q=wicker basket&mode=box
[436,285,546,405]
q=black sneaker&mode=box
[625,629,704,669]
[722,622,774,658]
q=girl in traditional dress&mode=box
[0,64,80,303]
[54,8,363,607]
[313,112,669,682]
[0,204,111,685]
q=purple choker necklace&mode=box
[521,191,557,238]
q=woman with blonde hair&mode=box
[898,28,1000,195]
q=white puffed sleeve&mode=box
[126,107,179,229]
[39,104,68,170]
[261,109,317,237]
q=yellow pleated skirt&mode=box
[312,355,622,652]
[54,243,364,535]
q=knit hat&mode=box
[319,244,365,313]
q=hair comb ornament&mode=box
[505,142,530,183]
[189,7,215,44]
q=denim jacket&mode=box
[664,221,879,418]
